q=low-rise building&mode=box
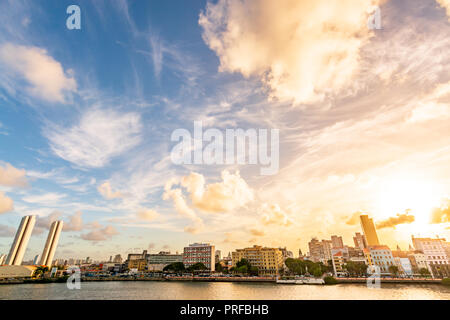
[231,245,283,276]
[363,245,395,275]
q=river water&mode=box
[1,281,449,300]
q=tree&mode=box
[388,265,399,277]
[163,262,185,272]
[419,268,431,278]
[188,263,207,272]
[344,261,367,277]
[33,266,49,278]
[215,262,224,273]
[232,259,259,276]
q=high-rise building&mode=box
[183,243,215,271]
[6,215,36,266]
[331,235,344,249]
[360,215,380,246]
[353,232,367,250]
[32,254,40,265]
[39,221,63,268]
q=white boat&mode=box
[303,278,325,285]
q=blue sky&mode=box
[1,0,450,261]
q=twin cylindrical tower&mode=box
[5,215,63,268]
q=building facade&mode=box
[231,245,283,276]
[183,243,215,271]
[412,236,450,278]
[363,245,395,275]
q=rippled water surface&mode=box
[0,281,449,300]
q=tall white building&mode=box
[183,243,215,271]
[6,215,36,266]
[39,220,64,268]
[32,254,40,265]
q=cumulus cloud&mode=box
[33,211,61,235]
[0,192,13,214]
[0,43,77,103]
[137,208,159,221]
[0,163,28,187]
[163,180,204,234]
[199,0,380,104]
[44,108,142,168]
[22,192,66,205]
[0,224,15,237]
[260,203,293,226]
[98,181,123,200]
[63,211,84,231]
[430,199,450,224]
[437,0,450,19]
[180,170,254,213]
[376,212,415,229]
[80,224,119,241]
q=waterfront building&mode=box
[0,265,36,279]
[360,215,380,246]
[331,235,344,249]
[408,251,429,274]
[363,245,395,275]
[308,238,332,263]
[39,220,63,268]
[113,254,123,263]
[147,251,183,271]
[353,232,368,250]
[278,247,294,261]
[126,250,149,271]
[215,250,221,262]
[412,236,450,278]
[331,248,347,277]
[183,243,215,272]
[6,215,36,266]
[231,245,283,276]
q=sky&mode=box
[0,0,449,261]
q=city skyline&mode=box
[1,0,450,261]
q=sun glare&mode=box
[374,175,443,226]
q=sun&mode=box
[374,174,443,225]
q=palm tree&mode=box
[34,266,49,278]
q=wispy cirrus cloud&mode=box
[44,108,142,168]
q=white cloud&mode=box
[0,224,15,237]
[0,192,13,214]
[181,170,254,213]
[63,211,84,231]
[260,203,293,226]
[98,181,123,200]
[0,163,28,187]
[44,108,142,168]
[136,208,159,221]
[22,192,66,205]
[199,0,381,104]
[0,43,77,103]
[80,224,119,241]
